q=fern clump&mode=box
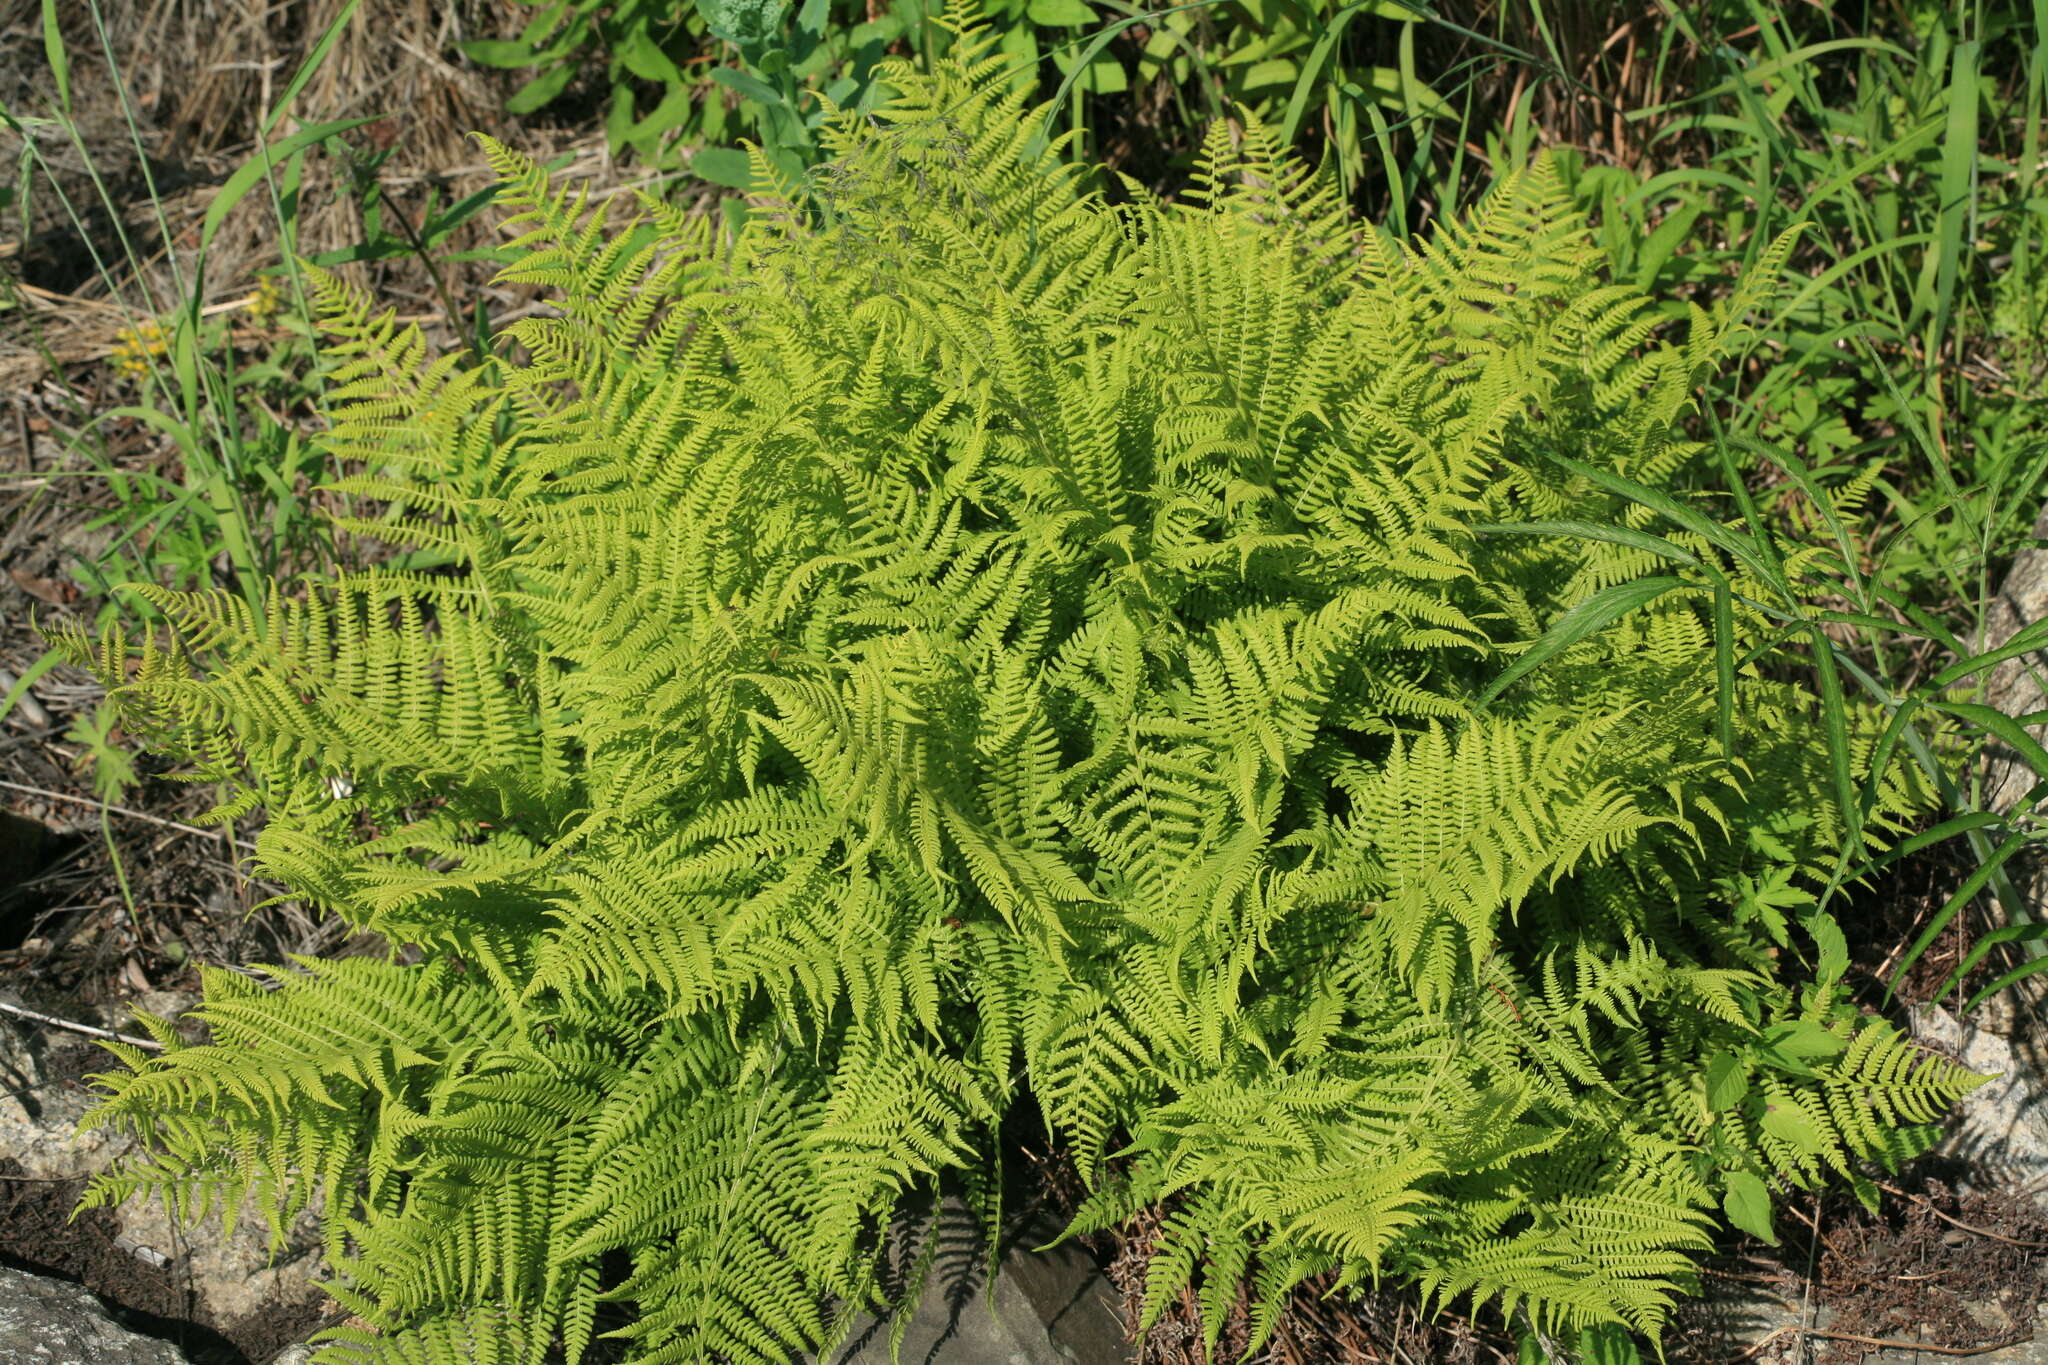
[64,13,1982,1363]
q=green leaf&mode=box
[1705,1052,1749,1111]
[1929,616,2048,689]
[1924,39,1979,359]
[1475,576,1689,707]
[1760,1020,1845,1062]
[711,66,786,109]
[617,31,685,85]
[699,0,792,49]
[1027,0,1095,23]
[1049,46,1129,94]
[460,39,545,68]
[1927,701,2048,788]
[1278,0,1380,147]
[1473,520,1702,565]
[625,84,699,146]
[691,147,756,189]
[263,0,362,139]
[1025,4,1199,160]
[1893,828,2033,1002]
[1545,454,1776,582]
[1761,1099,1827,1154]
[1803,912,1849,988]
[1713,576,1735,759]
[66,702,137,804]
[1723,1170,1777,1244]
[1235,58,1300,94]
[1576,1324,1644,1365]
[506,63,578,115]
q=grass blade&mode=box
[39,0,69,114]
[200,118,378,255]
[1476,576,1689,708]
[263,0,363,137]
[1888,826,2035,1004]
[1924,38,1981,362]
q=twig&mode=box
[0,997,163,1051]
[1731,1324,2038,1361]
[1807,1328,2033,1356]
[11,398,33,476]
[1873,1180,2048,1248]
[0,777,232,845]
[1721,1326,1796,1364]
[1792,1194,1821,1361]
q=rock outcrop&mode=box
[0,1262,190,1365]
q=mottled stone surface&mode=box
[0,991,326,1330]
[0,1262,190,1365]
[1913,1001,2048,1195]
[1981,501,2048,819]
[815,1201,1126,1365]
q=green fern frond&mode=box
[62,36,1981,1365]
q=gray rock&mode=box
[1852,1319,2048,1364]
[0,994,328,1329]
[814,1201,1126,1365]
[0,992,139,1182]
[1911,1001,2048,1196]
[827,1271,1069,1365]
[0,1262,190,1365]
[996,1232,1128,1365]
[1836,501,2048,1365]
[1677,1277,1808,1355]
[1973,500,2048,1046]
[1980,500,2048,820]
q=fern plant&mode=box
[63,11,1984,1362]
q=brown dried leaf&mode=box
[7,568,78,606]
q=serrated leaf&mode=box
[699,0,793,48]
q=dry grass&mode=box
[0,0,682,1031]
[0,0,672,393]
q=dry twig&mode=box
[0,997,162,1051]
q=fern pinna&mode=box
[63,13,1979,1363]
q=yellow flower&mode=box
[109,318,167,379]
[247,274,285,329]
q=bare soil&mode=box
[0,1157,334,1365]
